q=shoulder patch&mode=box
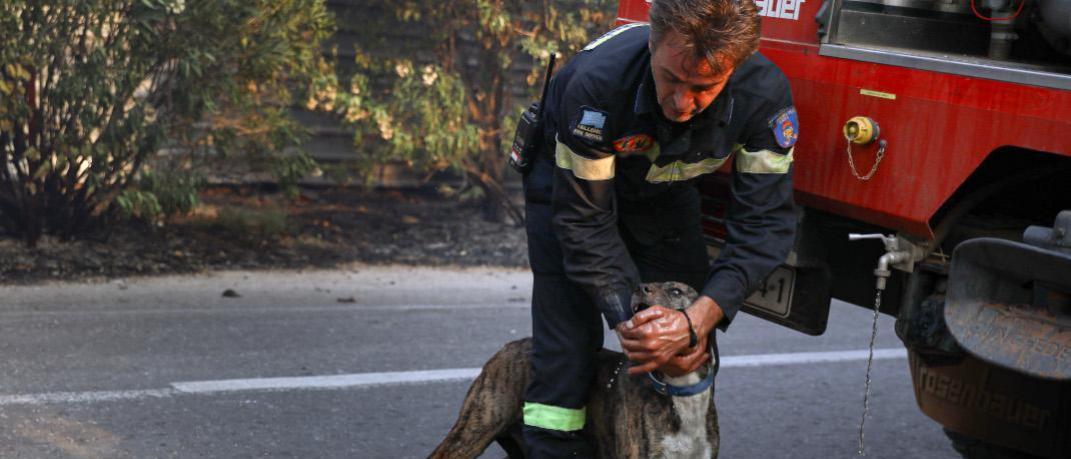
[572,106,608,143]
[769,106,799,149]
[613,134,654,153]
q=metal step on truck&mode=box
[615,0,1071,456]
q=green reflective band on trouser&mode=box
[645,156,729,183]
[523,402,586,432]
[556,140,615,181]
[735,147,794,174]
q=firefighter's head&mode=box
[648,0,760,123]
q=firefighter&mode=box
[520,0,797,456]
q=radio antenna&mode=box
[535,53,557,117]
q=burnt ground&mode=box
[0,186,529,285]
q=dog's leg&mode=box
[707,401,719,459]
[494,422,526,458]
[427,339,531,459]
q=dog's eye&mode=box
[670,288,683,296]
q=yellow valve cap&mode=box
[844,116,879,145]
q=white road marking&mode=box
[0,348,907,406]
[171,369,482,393]
[720,348,908,367]
[0,389,176,406]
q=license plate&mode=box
[744,266,796,318]
[705,243,797,318]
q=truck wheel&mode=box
[944,429,1044,459]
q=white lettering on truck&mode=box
[644,0,805,21]
[756,0,806,20]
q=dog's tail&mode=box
[427,338,531,459]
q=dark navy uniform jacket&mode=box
[539,24,797,330]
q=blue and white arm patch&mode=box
[768,106,799,149]
[571,106,608,144]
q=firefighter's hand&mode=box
[615,305,694,375]
[659,332,710,377]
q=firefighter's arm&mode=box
[701,83,798,332]
[551,90,640,330]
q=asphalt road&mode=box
[0,267,961,458]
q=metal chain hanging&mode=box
[858,288,884,455]
[847,140,887,181]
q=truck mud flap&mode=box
[944,237,1071,381]
[908,350,1071,458]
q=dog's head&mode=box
[631,281,697,314]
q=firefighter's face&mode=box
[649,31,734,123]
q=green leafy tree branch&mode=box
[0,0,334,246]
[316,0,615,224]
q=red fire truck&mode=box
[616,0,1071,456]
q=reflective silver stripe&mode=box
[583,23,647,51]
[645,156,729,183]
[556,141,615,181]
[735,147,794,174]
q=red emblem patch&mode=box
[613,134,654,153]
[780,119,796,145]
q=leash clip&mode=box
[647,372,671,396]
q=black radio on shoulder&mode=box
[508,53,557,174]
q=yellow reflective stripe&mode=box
[523,402,586,432]
[645,157,729,183]
[735,147,794,174]
[556,141,615,181]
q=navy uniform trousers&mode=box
[521,155,711,458]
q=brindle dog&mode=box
[429,281,718,459]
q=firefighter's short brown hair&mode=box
[648,0,761,74]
